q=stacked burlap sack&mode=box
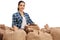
[41,24,60,40]
[0,24,60,40]
[50,27,60,40]
[0,24,6,40]
[24,24,53,40]
[0,24,26,40]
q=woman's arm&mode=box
[12,14,17,27]
[26,13,34,24]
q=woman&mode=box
[12,1,34,29]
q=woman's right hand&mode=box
[13,25,19,31]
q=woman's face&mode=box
[18,2,25,11]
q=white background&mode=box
[0,0,60,28]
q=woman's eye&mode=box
[20,5,25,7]
[20,5,22,6]
[23,5,25,7]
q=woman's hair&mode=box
[18,0,25,11]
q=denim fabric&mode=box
[12,12,34,28]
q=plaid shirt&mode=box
[12,12,34,28]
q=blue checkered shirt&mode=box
[12,12,34,28]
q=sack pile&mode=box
[0,24,60,40]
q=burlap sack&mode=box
[39,31,53,40]
[41,24,51,33]
[0,28,5,40]
[0,25,13,40]
[0,24,12,31]
[0,24,6,30]
[41,28,50,33]
[0,24,6,40]
[27,30,40,40]
[27,30,53,40]
[24,24,40,34]
[3,29,26,40]
[0,34,3,40]
[50,27,60,40]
